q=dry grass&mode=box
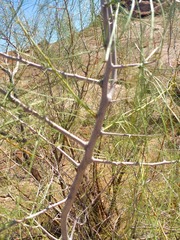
[0,3,180,239]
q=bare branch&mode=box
[0,88,87,148]
[0,52,100,84]
[11,52,20,80]
[34,220,59,240]
[0,64,12,78]
[92,158,179,166]
[60,1,117,238]
[0,198,66,233]
[1,1,179,239]
[101,130,161,138]
[105,3,119,62]
[111,61,153,69]
[0,106,79,167]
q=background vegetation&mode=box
[0,0,179,239]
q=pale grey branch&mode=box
[20,198,67,220]
[0,198,66,233]
[111,61,152,69]
[0,88,87,148]
[34,220,59,240]
[0,106,79,167]
[0,52,100,84]
[92,158,179,166]
[60,1,116,238]
[101,130,161,137]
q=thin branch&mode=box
[0,64,12,78]
[34,220,59,240]
[111,61,153,69]
[0,198,67,233]
[145,47,159,62]
[105,3,119,62]
[0,52,100,84]
[92,158,179,166]
[108,3,119,98]
[0,88,87,148]
[101,130,161,137]
[11,52,20,79]
[0,106,79,167]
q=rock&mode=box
[118,0,169,17]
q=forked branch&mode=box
[60,1,119,239]
[0,88,87,148]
